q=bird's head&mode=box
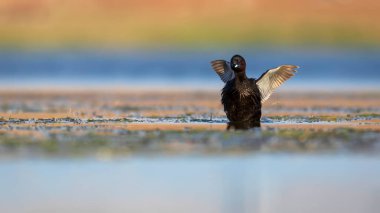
[230,55,246,73]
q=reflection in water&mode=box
[220,159,261,213]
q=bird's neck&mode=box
[235,71,248,82]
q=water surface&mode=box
[1,48,379,90]
[0,155,379,213]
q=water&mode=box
[1,48,379,213]
[0,155,379,213]
[0,48,379,90]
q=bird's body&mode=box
[222,75,262,128]
[211,55,298,130]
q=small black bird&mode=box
[211,55,298,129]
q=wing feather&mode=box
[210,60,235,83]
[257,65,299,103]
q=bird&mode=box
[211,54,298,130]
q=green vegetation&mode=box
[359,113,380,118]
[0,128,379,158]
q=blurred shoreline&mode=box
[0,89,379,159]
[1,89,379,129]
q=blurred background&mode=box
[1,1,380,213]
[0,0,379,90]
[0,0,379,48]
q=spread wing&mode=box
[210,60,235,83]
[257,65,299,103]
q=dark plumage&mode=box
[211,55,298,130]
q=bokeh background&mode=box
[0,0,379,48]
[0,0,379,90]
[1,1,380,213]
